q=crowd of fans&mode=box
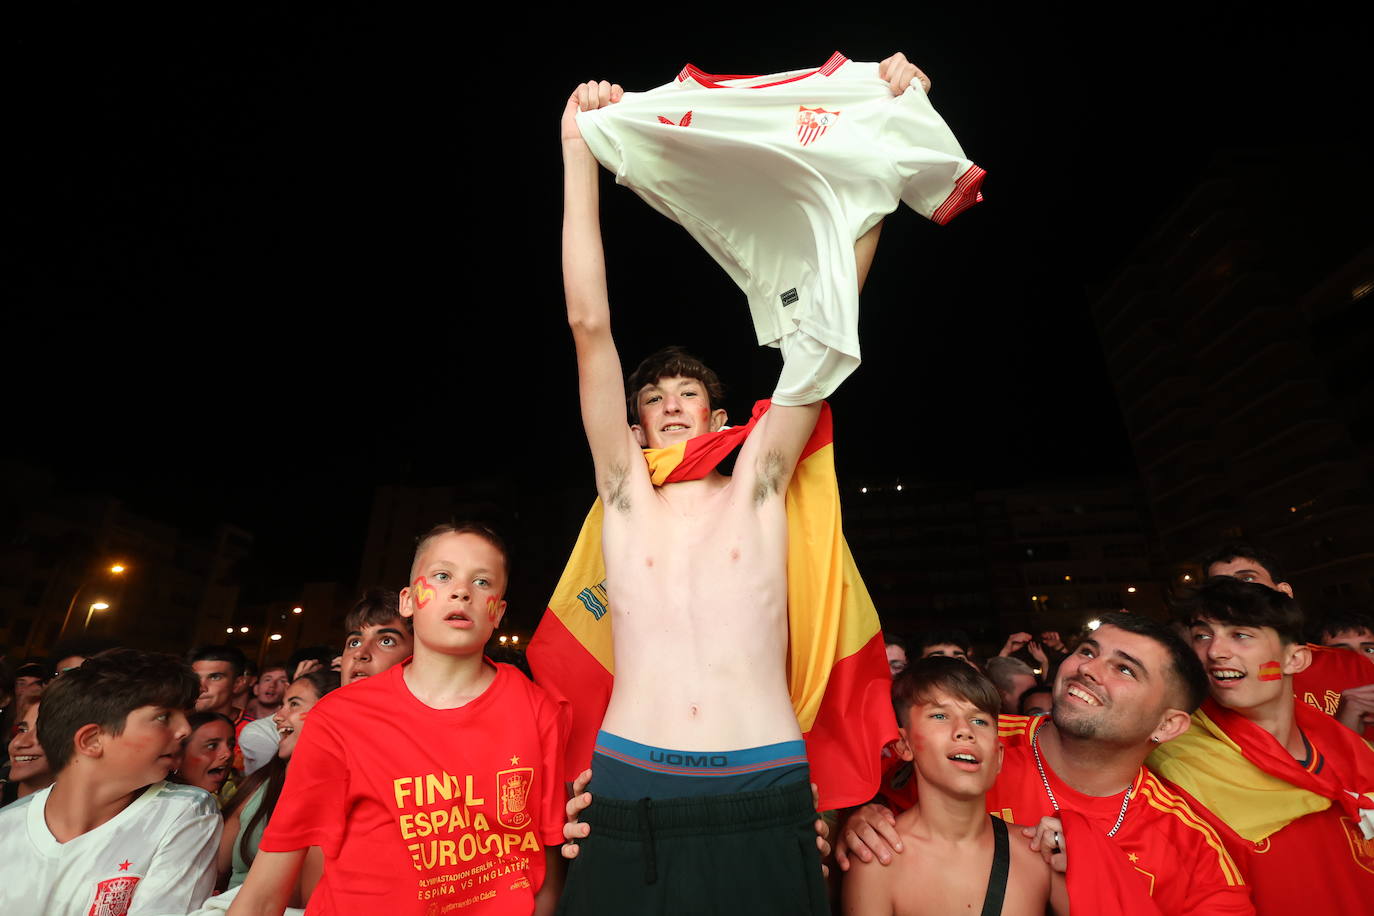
[0,537,1369,914]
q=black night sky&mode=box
[10,8,1371,608]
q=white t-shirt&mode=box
[576,52,984,399]
[0,780,221,916]
[237,715,280,776]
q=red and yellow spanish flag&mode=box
[528,400,897,810]
[1149,697,1374,842]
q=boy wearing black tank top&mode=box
[842,658,1067,916]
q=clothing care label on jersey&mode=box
[576,52,985,380]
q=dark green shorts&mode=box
[557,780,828,915]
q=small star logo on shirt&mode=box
[118,860,132,871]
[1127,853,1139,863]
[510,755,520,765]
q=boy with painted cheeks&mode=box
[843,657,1067,915]
[231,523,568,916]
[1150,577,1374,913]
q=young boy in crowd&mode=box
[843,657,1066,915]
[1202,541,1374,736]
[230,523,567,915]
[1318,611,1374,663]
[244,664,289,721]
[0,648,222,915]
[1152,577,1374,913]
[338,587,413,687]
[238,589,411,775]
[190,645,250,726]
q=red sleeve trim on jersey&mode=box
[932,164,987,225]
[1135,774,1246,886]
[678,52,849,89]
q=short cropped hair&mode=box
[625,346,725,425]
[914,628,973,655]
[1094,611,1209,713]
[411,522,510,584]
[892,656,1001,727]
[1173,577,1306,648]
[344,587,407,633]
[188,645,247,679]
[1316,611,1374,643]
[1198,541,1285,583]
[39,649,199,773]
[984,656,1036,694]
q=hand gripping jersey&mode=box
[576,51,985,403]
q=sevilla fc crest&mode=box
[88,876,140,916]
[496,767,534,831]
[796,106,840,146]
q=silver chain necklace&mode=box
[1031,726,1132,838]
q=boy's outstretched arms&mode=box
[562,81,641,508]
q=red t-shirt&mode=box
[262,662,568,915]
[1293,644,1374,739]
[988,715,1253,916]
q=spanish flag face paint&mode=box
[1258,660,1283,682]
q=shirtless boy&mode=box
[843,657,1067,916]
[554,59,923,913]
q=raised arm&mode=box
[562,81,640,505]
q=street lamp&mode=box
[292,606,303,614]
[511,635,519,645]
[270,633,282,642]
[499,635,508,645]
[84,601,110,630]
[240,626,250,634]
[52,562,129,649]
[226,627,235,634]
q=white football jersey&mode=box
[576,52,984,399]
[0,781,221,916]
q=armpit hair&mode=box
[605,462,632,513]
[753,450,785,505]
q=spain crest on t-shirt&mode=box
[497,767,534,831]
[88,876,140,916]
[796,106,840,146]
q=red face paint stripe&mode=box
[1258,661,1283,681]
[414,576,436,609]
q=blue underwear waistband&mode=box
[593,731,808,777]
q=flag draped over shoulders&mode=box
[528,400,897,810]
[1149,697,1374,843]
